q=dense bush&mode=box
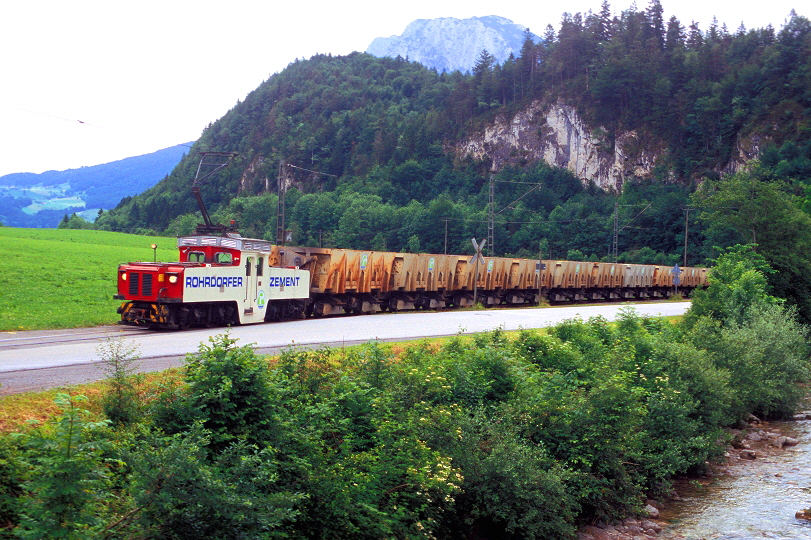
[436,410,576,539]
[124,432,301,539]
[152,333,279,452]
[683,245,811,419]
[0,433,24,536]
[687,305,809,419]
[1,291,808,537]
[11,395,111,539]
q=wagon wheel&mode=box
[388,298,400,312]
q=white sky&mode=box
[0,0,801,177]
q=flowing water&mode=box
[659,419,811,539]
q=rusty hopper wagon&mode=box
[275,246,707,318]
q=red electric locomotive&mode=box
[114,152,310,329]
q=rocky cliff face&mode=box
[456,100,666,192]
[367,16,537,74]
[724,132,765,175]
[456,100,765,191]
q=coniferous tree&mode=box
[646,0,666,49]
[517,28,537,97]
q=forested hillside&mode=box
[88,2,810,270]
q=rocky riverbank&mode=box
[576,412,810,540]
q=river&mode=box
[659,418,811,539]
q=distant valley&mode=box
[0,143,190,228]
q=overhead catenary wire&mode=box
[493,180,547,185]
[277,162,339,245]
[285,163,338,177]
[6,103,199,175]
[13,105,104,128]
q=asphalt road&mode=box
[0,301,691,395]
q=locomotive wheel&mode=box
[172,306,191,330]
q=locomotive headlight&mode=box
[121,272,127,281]
[168,275,178,284]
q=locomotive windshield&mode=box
[186,250,233,264]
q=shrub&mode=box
[447,347,516,407]
[655,339,733,428]
[684,244,780,328]
[512,329,585,375]
[514,365,646,523]
[96,337,142,426]
[442,411,576,539]
[276,345,336,397]
[634,338,731,491]
[353,340,396,390]
[297,424,461,539]
[703,304,810,419]
[152,333,278,452]
[125,430,301,539]
[13,395,111,539]
[549,315,614,370]
[0,434,24,535]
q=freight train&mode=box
[115,152,708,329]
[114,228,709,329]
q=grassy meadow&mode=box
[0,227,178,331]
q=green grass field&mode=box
[0,228,178,331]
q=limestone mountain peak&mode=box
[366,15,539,73]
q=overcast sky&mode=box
[0,0,801,177]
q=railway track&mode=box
[0,297,677,353]
[0,326,151,352]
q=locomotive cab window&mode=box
[189,251,205,263]
[215,252,232,264]
[257,257,264,276]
